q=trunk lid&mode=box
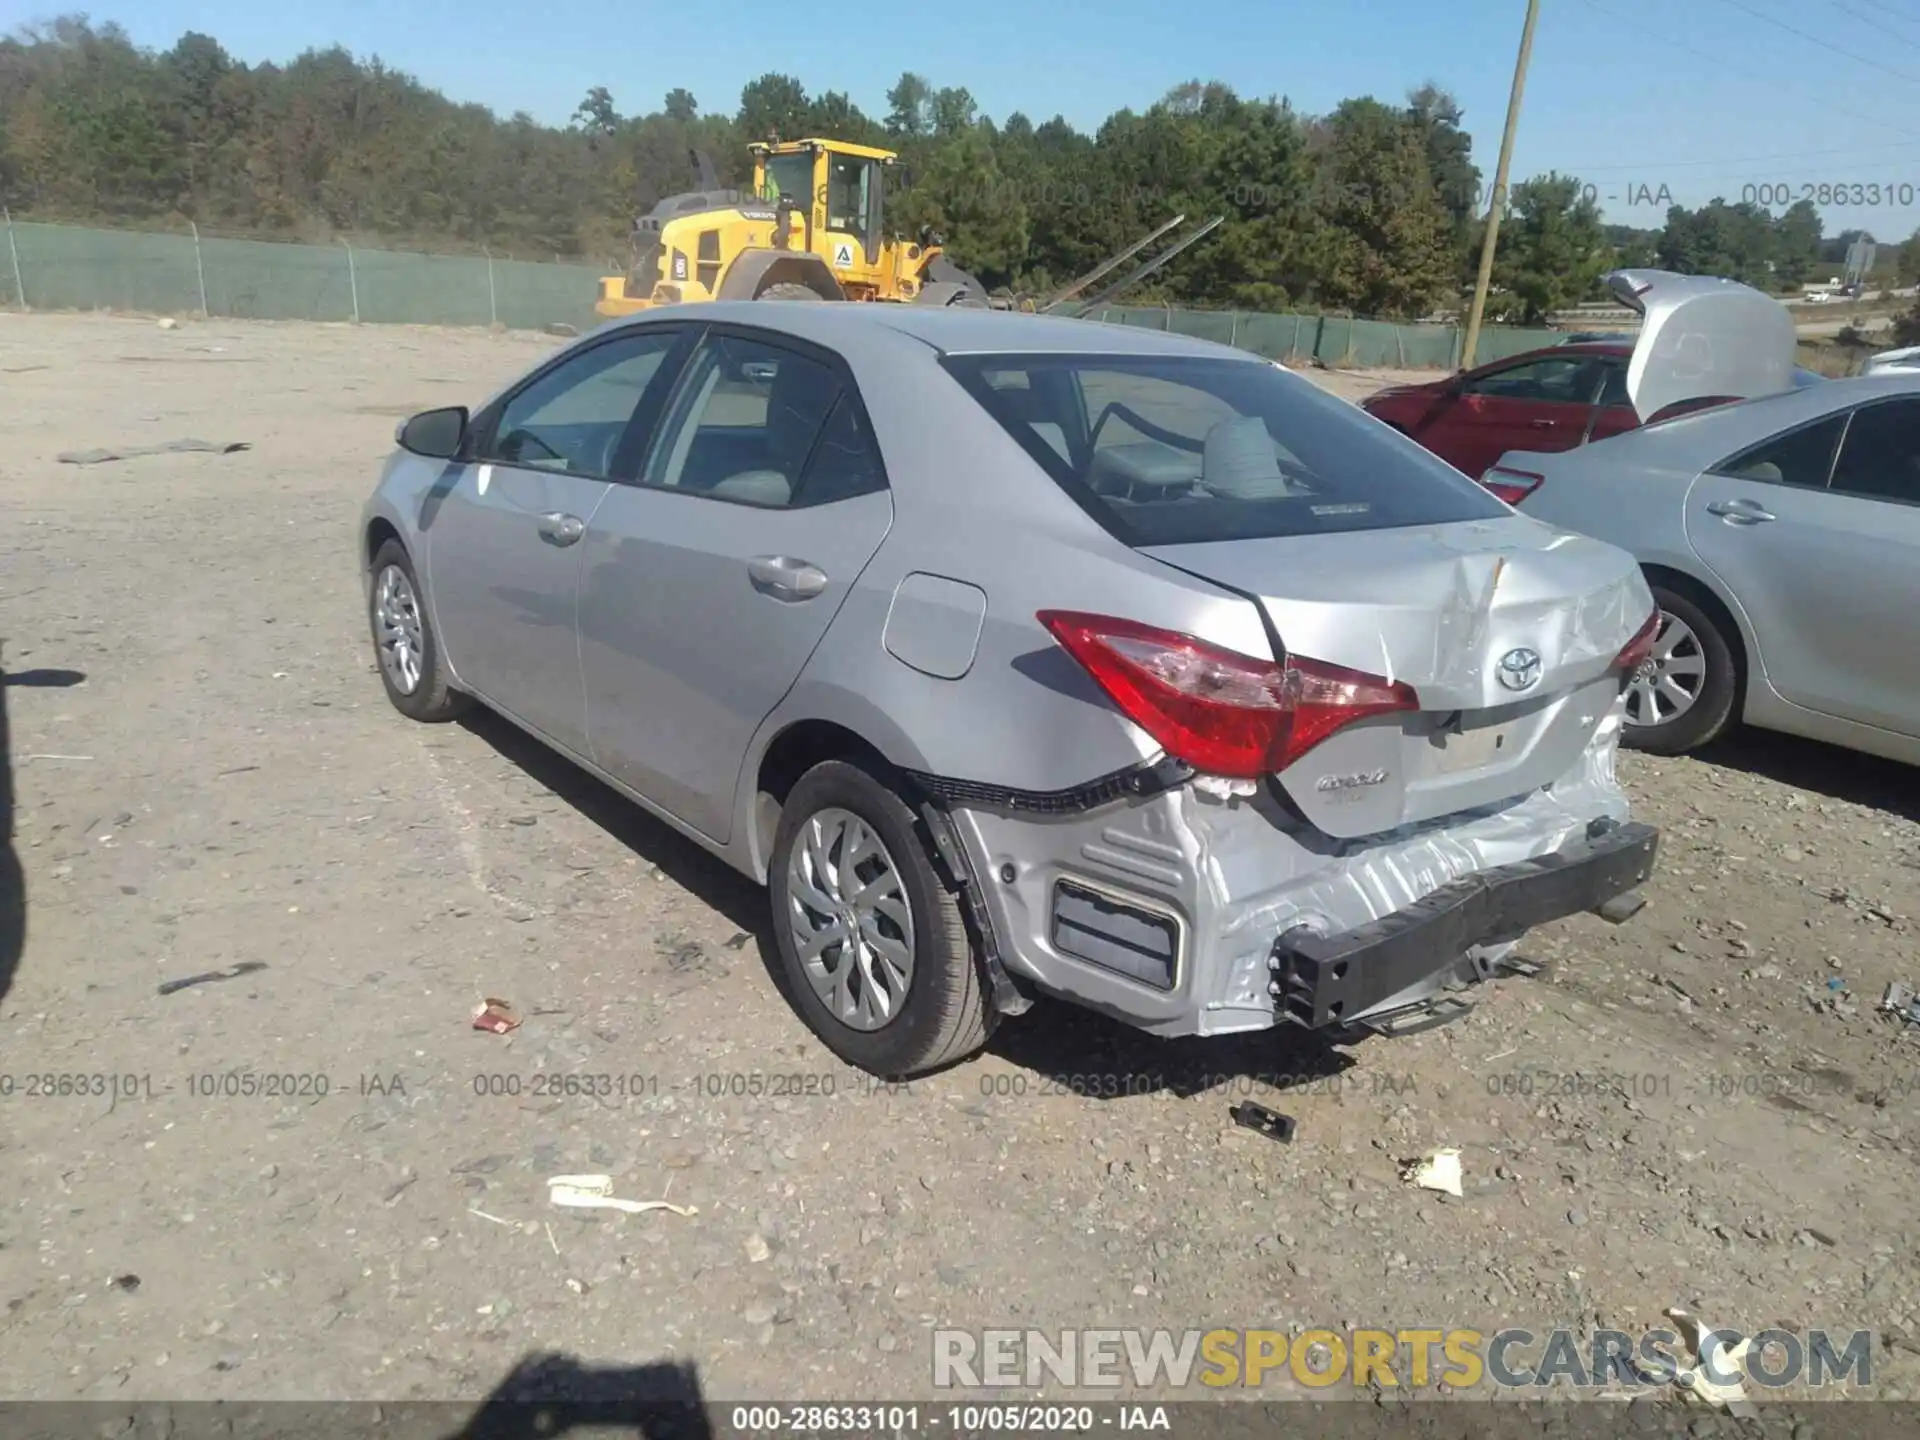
[1605,268,1798,422]
[1144,517,1652,838]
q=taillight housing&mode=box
[1036,610,1419,779]
[1481,465,1544,506]
[1611,607,1660,676]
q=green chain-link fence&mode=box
[0,217,1567,369]
[1074,304,1565,369]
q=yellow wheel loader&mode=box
[594,137,995,317]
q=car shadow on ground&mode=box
[1690,726,1920,823]
[985,994,1365,1102]
[0,650,89,1005]
[439,1352,713,1440]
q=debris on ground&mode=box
[156,961,267,996]
[1403,1147,1464,1197]
[57,438,250,465]
[1228,1101,1296,1144]
[546,1174,697,1218]
[470,997,520,1034]
[1665,1307,1757,1417]
[1881,980,1920,1026]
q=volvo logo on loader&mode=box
[1496,648,1543,692]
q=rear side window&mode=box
[941,353,1509,546]
[1711,412,1846,490]
[1828,397,1920,505]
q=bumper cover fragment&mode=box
[1273,819,1659,1030]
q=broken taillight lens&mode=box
[1481,465,1544,506]
[1037,610,1420,778]
[1611,608,1661,675]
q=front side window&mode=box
[944,353,1511,546]
[1460,356,1599,404]
[646,334,845,508]
[1828,398,1920,505]
[482,331,680,477]
[762,154,813,208]
[1712,412,1847,490]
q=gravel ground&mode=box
[2,313,1918,1412]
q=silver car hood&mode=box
[1605,269,1798,422]
[1865,344,1920,375]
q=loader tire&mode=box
[758,282,826,301]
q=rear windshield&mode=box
[940,352,1509,546]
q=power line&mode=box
[1710,0,1920,83]
[1576,0,1920,138]
[1848,0,1920,31]
[1567,138,1920,173]
[1823,0,1920,47]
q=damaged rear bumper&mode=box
[1272,818,1659,1031]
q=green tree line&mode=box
[4,16,1918,322]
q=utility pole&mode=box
[1460,0,1542,371]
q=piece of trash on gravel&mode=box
[1665,1307,1757,1416]
[1403,1147,1464,1197]
[157,961,267,996]
[546,1174,697,1217]
[109,1274,141,1292]
[1228,1101,1296,1144]
[471,997,520,1034]
[1881,980,1920,1025]
[56,438,251,466]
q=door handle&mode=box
[1706,498,1777,524]
[1527,418,1557,428]
[538,511,585,546]
[748,554,828,600]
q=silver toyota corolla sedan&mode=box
[1490,273,1920,765]
[360,301,1661,1078]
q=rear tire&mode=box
[367,539,470,723]
[758,282,827,301]
[1620,584,1738,756]
[768,759,996,1078]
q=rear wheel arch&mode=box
[749,718,907,883]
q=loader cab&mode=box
[749,138,893,281]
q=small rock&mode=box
[743,1301,776,1325]
[877,1333,898,1354]
[745,1234,772,1264]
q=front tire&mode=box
[367,538,470,723]
[1620,585,1738,755]
[768,759,995,1078]
[757,281,828,302]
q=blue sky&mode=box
[29,0,1920,249]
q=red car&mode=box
[1359,342,1641,498]
[1362,333,1826,502]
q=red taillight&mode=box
[1481,466,1544,506]
[1612,608,1660,674]
[1036,610,1420,779]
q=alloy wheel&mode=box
[374,564,425,696]
[785,806,916,1031]
[1623,609,1707,728]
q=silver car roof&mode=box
[589,300,1269,361]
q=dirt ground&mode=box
[2,313,1918,1413]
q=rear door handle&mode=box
[748,554,827,600]
[538,512,586,546]
[1527,418,1557,429]
[1706,498,1777,524]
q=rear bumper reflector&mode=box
[1271,819,1659,1029]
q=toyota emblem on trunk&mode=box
[1496,647,1542,692]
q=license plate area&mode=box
[1425,719,1514,775]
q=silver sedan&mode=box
[1495,353,1920,763]
[361,302,1659,1077]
